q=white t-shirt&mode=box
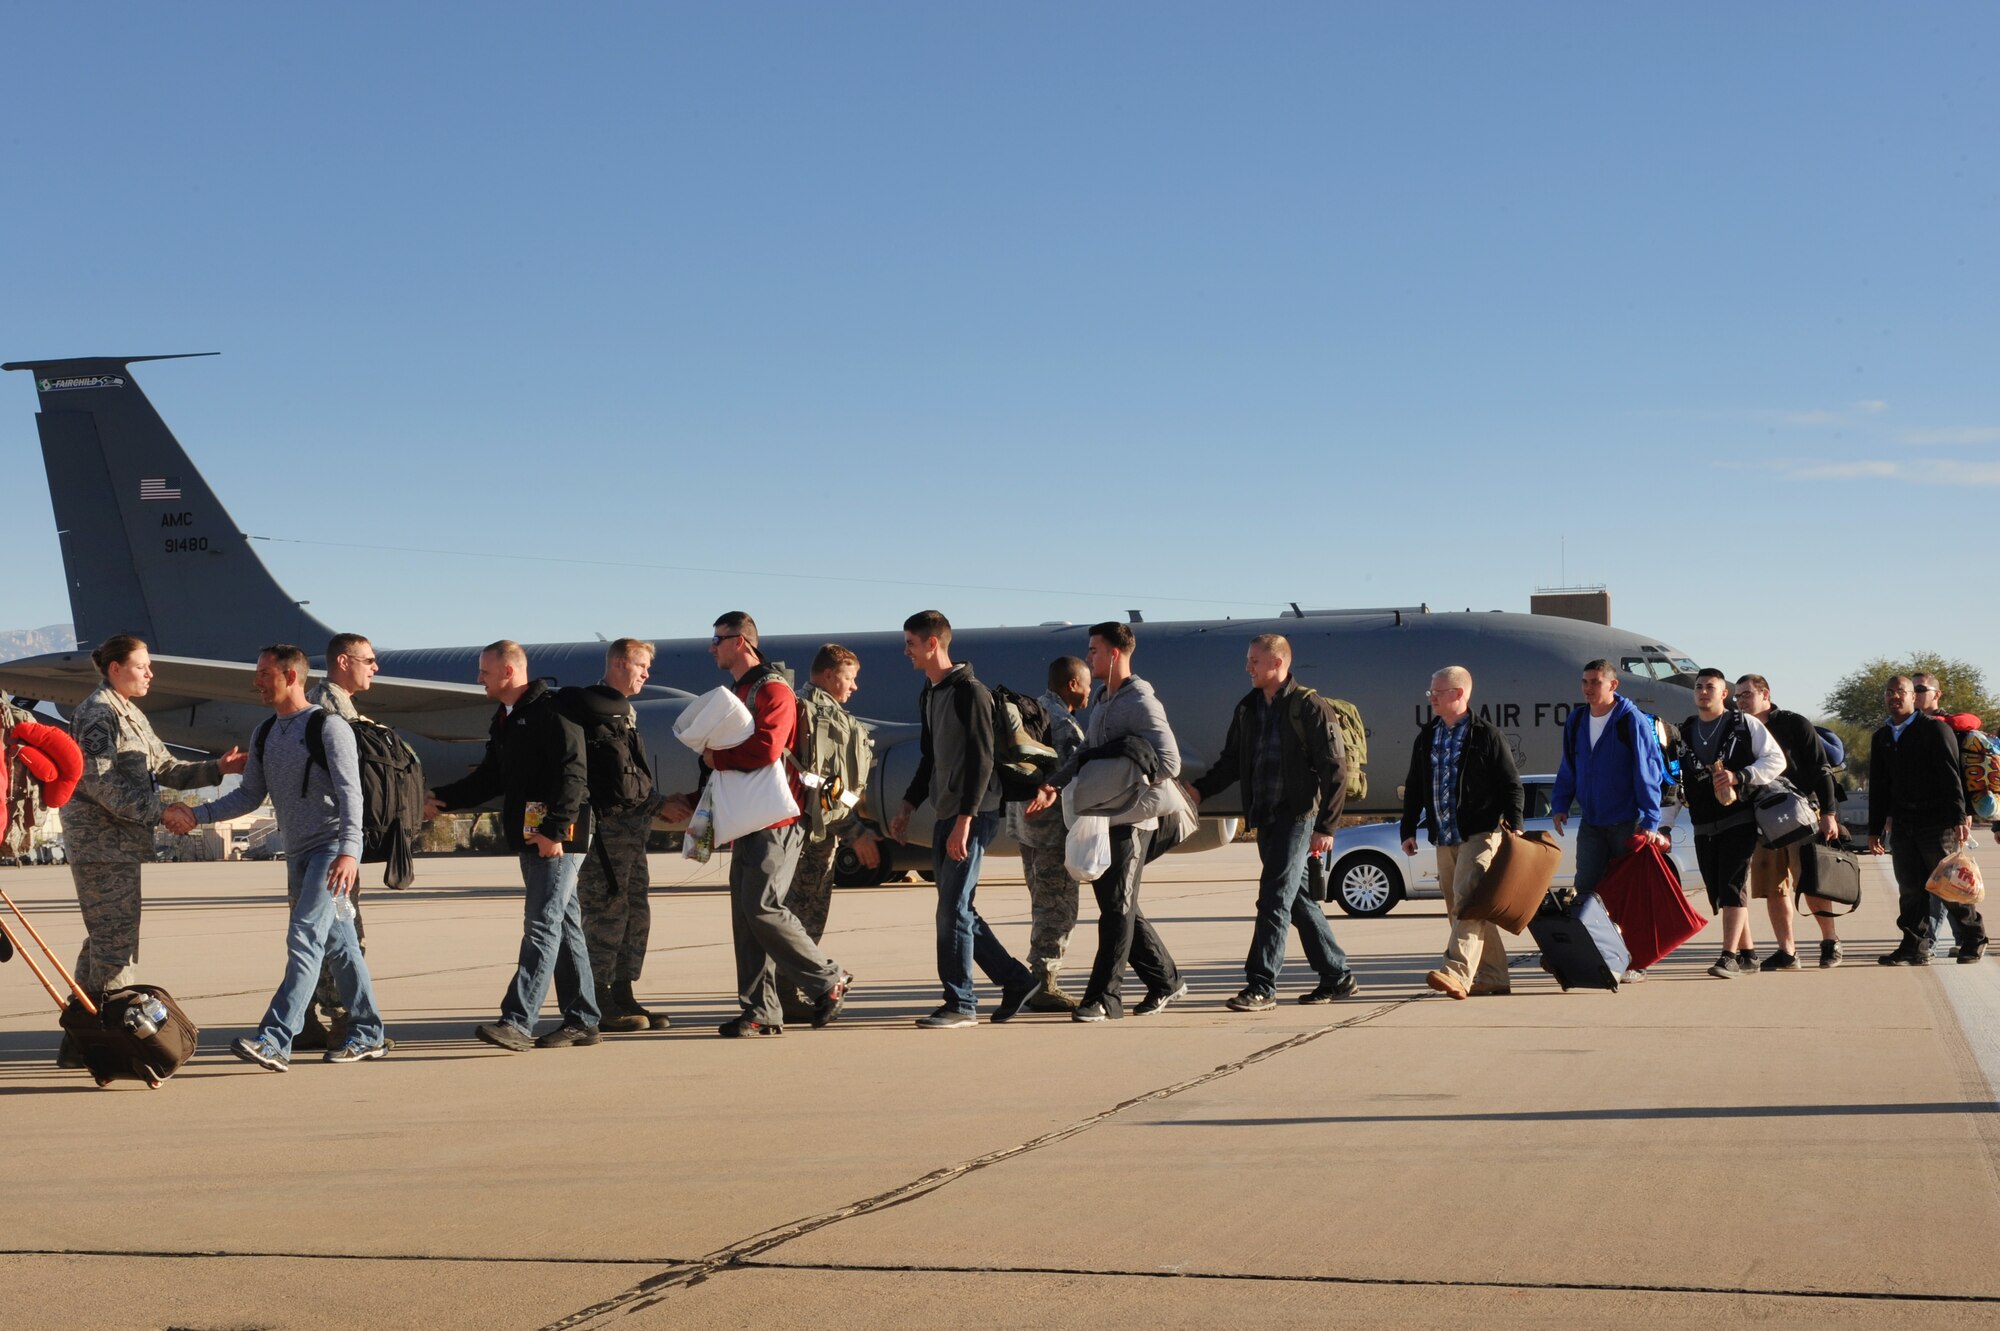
[1587,711,1612,749]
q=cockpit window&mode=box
[1623,653,1701,686]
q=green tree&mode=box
[1821,653,1998,782]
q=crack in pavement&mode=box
[536,997,1420,1329]
[719,1258,2000,1306]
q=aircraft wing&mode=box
[0,652,498,742]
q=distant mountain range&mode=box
[0,624,76,663]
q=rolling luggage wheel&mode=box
[94,1078,112,1088]
[146,1077,164,1089]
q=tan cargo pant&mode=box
[1436,829,1512,993]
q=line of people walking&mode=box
[47,622,1984,1074]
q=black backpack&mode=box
[552,685,654,814]
[253,711,425,889]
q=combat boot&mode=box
[1024,963,1078,1013]
[599,982,648,1033]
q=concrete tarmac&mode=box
[3,838,1998,1329]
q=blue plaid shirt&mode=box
[1430,716,1471,847]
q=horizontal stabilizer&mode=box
[0,652,496,742]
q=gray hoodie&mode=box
[1052,675,1180,789]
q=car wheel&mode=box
[1332,851,1404,917]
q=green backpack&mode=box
[1287,687,1367,803]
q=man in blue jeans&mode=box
[426,640,601,1051]
[168,643,390,1069]
[1190,634,1358,1011]
[1551,658,1668,977]
[889,610,1035,1028]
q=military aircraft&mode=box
[2,354,1704,881]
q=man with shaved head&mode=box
[425,639,601,1052]
[1400,666,1524,999]
[1190,633,1359,1010]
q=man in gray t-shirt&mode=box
[166,643,390,1069]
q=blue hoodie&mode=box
[1551,695,1664,832]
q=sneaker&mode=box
[1620,969,1648,984]
[1424,970,1468,1000]
[1226,989,1276,1012]
[534,1023,602,1049]
[717,1016,782,1038]
[1707,954,1739,979]
[1133,980,1189,1016]
[1819,939,1844,969]
[1877,949,1930,967]
[231,1035,290,1072]
[1736,949,1759,973]
[813,970,854,1029]
[325,1037,388,1064]
[474,1021,535,1052]
[991,978,1036,1024]
[1302,972,1361,1003]
[1958,943,1988,964]
[1071,1000,1109,1023]
[915,1006,976,1029]
[1759,951,1799,972]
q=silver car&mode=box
[1323,775,1694,917]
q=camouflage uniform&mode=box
[780,685,876,1013]
[579,798,663,984]
[65,682,222,995]
[1014,688,1087,998]
[300,679,366,1027]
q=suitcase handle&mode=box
[0,885,99,1016]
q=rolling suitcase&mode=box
[1528,888,1631,992]
[1458,829,1561,934]
[0,884,199,1089]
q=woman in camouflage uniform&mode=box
[63,635,245,1004]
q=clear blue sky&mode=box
[3,4,1994,716]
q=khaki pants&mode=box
[1436,830,1511,992]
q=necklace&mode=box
[1694,715,1725,746]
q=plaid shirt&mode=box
[1249,692,1287,823]
[1430,715,1471,847]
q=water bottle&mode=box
[332,894,357,924]
[124,996,168,1039]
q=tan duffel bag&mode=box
[1457,829,1561,934]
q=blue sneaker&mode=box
[231,1035,290,1072]
[325,1037,389,1064]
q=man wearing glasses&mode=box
[1871,675,1984,965]
[1732,675,1844,968]
[661,613,852,1036]
[1398,666,1524,1000]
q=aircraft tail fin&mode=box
[3,355,331,661]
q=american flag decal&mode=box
[139,477,182,501]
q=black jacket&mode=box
[903,663,996,819]
[432,678,593,852]
[1869,713,1966,836]
[1398,715,1523,845]
[1762,707,1838,811]
[1191,677,1346,836]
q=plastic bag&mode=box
[680,785,716,862]
[1926,850,1984,905]
[674,686,754,753]
[708,764,801,844]
[1065,814,1111,883]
